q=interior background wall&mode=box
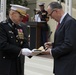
[27,0,36,21]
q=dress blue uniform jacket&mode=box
[0,18,29,75]
[52,13,76,75]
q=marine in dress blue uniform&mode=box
[38,2,49,46]
[0,4,30,75]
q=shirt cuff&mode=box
[50,48,52,55]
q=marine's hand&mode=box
[22,48,32,56]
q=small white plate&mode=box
[32,49,45,56]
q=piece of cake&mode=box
[38,46,44,51]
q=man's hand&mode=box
[44,42,52,50]
[41,48,51,55]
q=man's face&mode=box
[47,6,58,21]
[11,11,24,24]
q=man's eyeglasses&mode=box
[48,10,56,16]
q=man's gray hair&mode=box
[49,2,62,10]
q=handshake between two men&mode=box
[21,42,52,56]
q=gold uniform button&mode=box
[11,36,13,38]
[21,41,23,44]
[16,40,18,42]
[3,56,5,59]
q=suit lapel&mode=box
[54,13,69,42]
[56,13,70,33]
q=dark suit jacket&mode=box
[0,19,29,75]
[51,13,76,75]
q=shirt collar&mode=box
[60,13,67,23]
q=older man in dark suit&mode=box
[43,2,76,75]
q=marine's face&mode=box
[12,11,24,24]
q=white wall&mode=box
[0,0,1,21]
[0,0,6,22]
